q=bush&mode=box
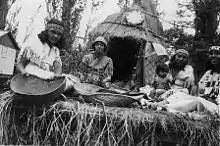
[60,46,89,76]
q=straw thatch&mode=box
[88,0,166,87]
[89,0,164,46]
[0,92,219,145]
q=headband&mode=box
[175,49,189,57]
[209,46,220,52]
[46,23,64,33]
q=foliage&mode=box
[46,0,63,20]
[0,0,10,29]
[83,0,105,44]
[117,0,133,11]
[192,0,220,82]
[61,0,87,74]
[193,0,220,44]
[60,45,89,75]
[163,27,194,50]
[175,0,194,29]
[172,0,220,83]
[0,0,17,30]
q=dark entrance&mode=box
[107,37,142,82]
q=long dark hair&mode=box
[206,59,220,74]
[38,19,65,49]
[37,30,65,50]
[169,54,188,71]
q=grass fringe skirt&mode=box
[0,92,219,145]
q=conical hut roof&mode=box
[89,0,164,46]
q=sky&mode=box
[158,0,194,33]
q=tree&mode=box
[164,27,194,51]
[175,0,194,29]
[46,0,63,20]
[192,0,220,82]
[174,0,220,82]
[117,0,133,11]
[83,0,105,44]
[176,0,220,44]
[193,0,220,44]
[61,0,87,73]
[0,0,16,29]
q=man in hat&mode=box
[80,36,113,88]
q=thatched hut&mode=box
[89,0,168,87]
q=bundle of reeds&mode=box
[0,92,219,145]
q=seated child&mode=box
[150,63,173,100]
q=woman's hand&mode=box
[190,85,198,96]
[209,87,219,100]
[184,77,194,89]
[16,57,29,76]
[21,70,29,76]
[47,73,62,80]
[102,76,111,88]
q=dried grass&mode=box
[89,1,164,48]
[0,92,219,145]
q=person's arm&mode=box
[184,66,195,89]
[53,48,63,76]
[53,61,62,76]
[103,59,113,84]
[16,57,29,74]
[79,55,89,82]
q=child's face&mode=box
[158,71,168,78]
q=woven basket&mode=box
[10,74,66,106]
[73,83,137,107]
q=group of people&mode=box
[15,18,219,116]
[143,46,219,116]
[16,19,113,92]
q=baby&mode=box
[150,63,173,100]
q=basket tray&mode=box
[73,83,137,107]
[10,74,66,106]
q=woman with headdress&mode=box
[16,18,79,91]
[80,36,113,88]
[198,46,220,104]
[169,48,195,91]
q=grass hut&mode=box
[89,0,168,87]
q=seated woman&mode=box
[147,49,194,100]
[16,19,79,92]
[198,46,220,104]
[140,47,219,116]
[80,36,113,88]
[168,48,195,91]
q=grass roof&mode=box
[89,1,164,45]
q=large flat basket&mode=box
[73,83,137,107]
[10,74,66,106]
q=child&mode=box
[150,63,173,100]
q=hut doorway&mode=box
[107,37,141,82]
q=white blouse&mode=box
[18,36,62,72]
